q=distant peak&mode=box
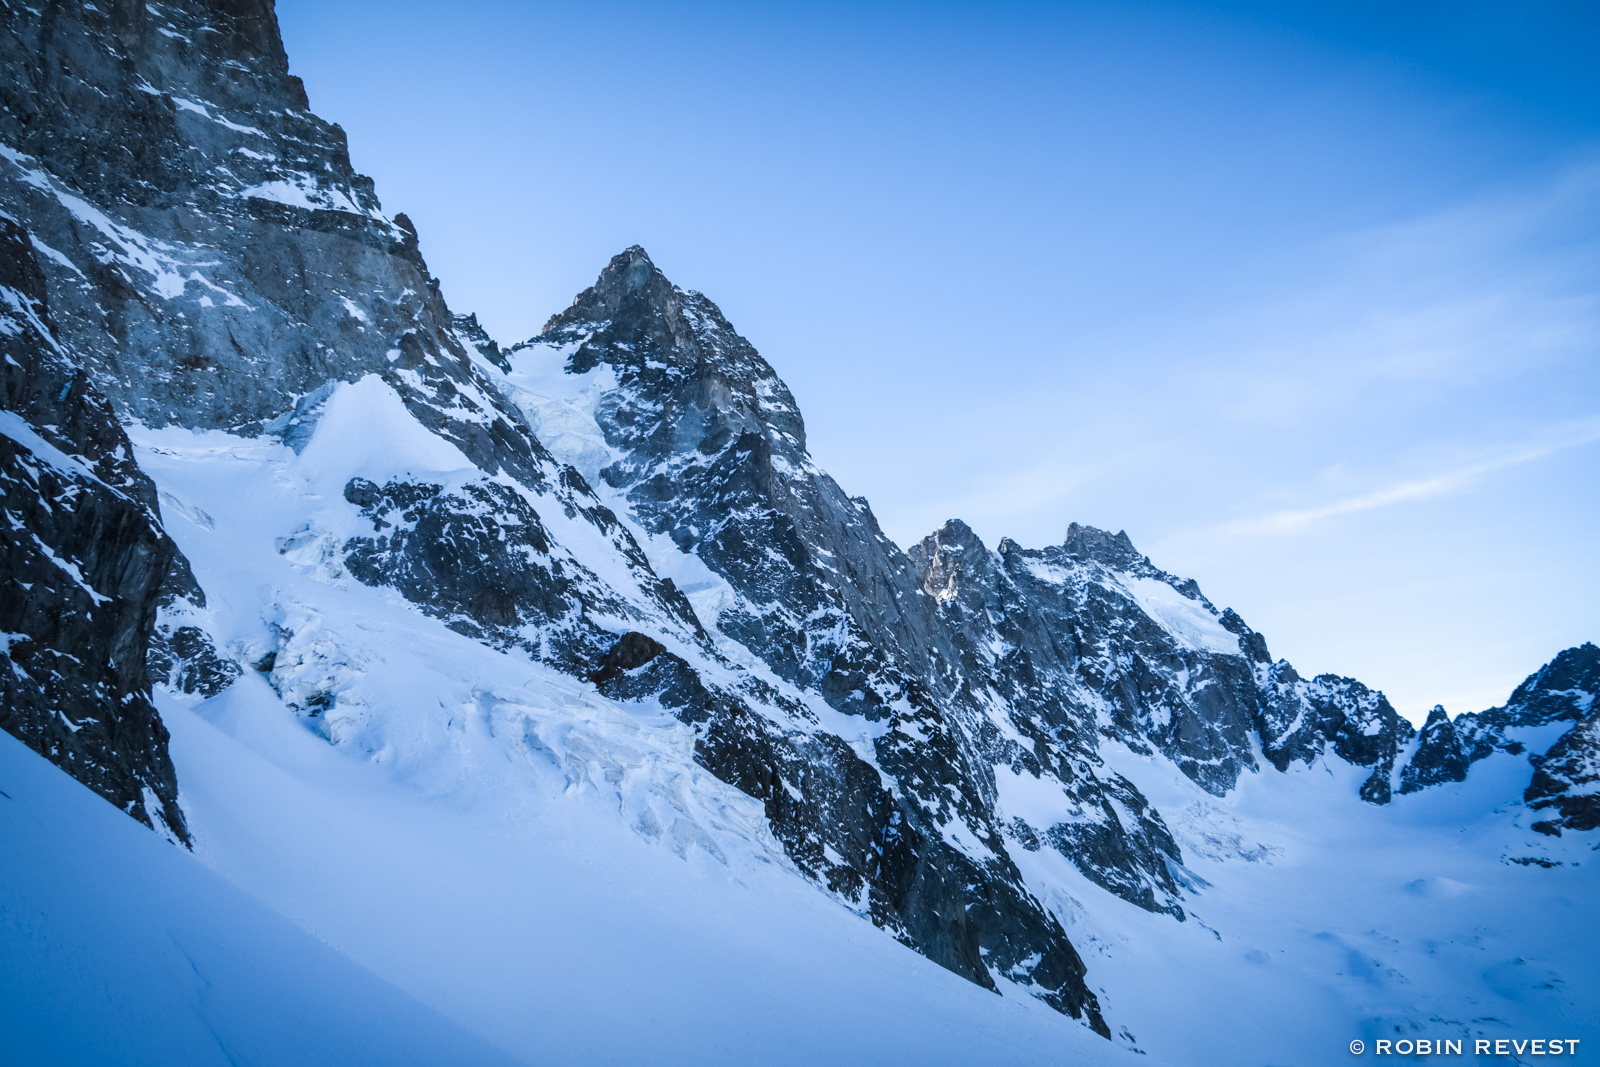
[541,245,680,337]
[599,245,660,294]
[935,517,980,541]
[1063,522,1139,563]
[909,518,998,590]
[912,519,988,560]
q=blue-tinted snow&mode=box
[0,731,525,1067]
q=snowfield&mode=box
[109,394,1130,1066]
[43,375,1580,1065]
[6,4,1597,1060]
[0,730,523,1067]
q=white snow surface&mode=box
[494,342,623,486]
[117,382,1129,1065]
[1041,741,1600,1062]
[235,177,382,220]
[28,371,1581,1065]
[1118,574,1241,654]
[0,731,524,1067]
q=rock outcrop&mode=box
[0,214,187,842]
[3,0,1594,1040]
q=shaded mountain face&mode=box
[4,0,1597,1041]
[0,0,703,841]
[515,248,1600,892]
[0,214,187,843]
[515,248,1113,1025]
[1403,643,1600,833]
[0,0,704,682]
[2,0,1110,1027]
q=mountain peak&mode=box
[601,245,658,292]
[933,517,985,549]
[544,245,677,333]
[1062,522,1142,567]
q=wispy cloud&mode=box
[1208,414,1600,538]
[1181,157,1600,427]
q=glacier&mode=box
[2,0,1598,1063]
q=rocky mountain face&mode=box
[1404,643,1600,833]
[1,0,704,687]
[512,248,1110,1025]
[506,247,1600,1006]
[3,0,1597,1040]
[1,0,1109,1026]
[0,213,187,842]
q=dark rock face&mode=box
[909,520,1193,916]
[4,7,1116,1024]
[1527,710,1600,835]
[597,649,1106,1028]
[1399,643,1599,798]
[336,469,707,673]
[913,514,1422,807]
[0,0,697,838]
[524,249,1112,1028]
[0,0,694,662]
[533,247,955,704]
[0,0,555,499]
[590,632,666,684]
[518,250,1600,1018]
[1258,665,1415,804]
[1500,644,1600,726]
[0,215,187,842]
[6,0,1595,1040]
[1391,643,1600,836]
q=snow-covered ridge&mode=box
[130,385,791,873]
[1116,575,1240,655]
[5,2,1599,1062]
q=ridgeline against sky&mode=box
[274,0,1600,721]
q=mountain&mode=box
[1,211,188,843]
[2,1,1597,1062]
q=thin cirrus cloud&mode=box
[268,0,1598,720]
[916,155,1600,555]
[1205,414,1600,540]
[1196,158,1600,428]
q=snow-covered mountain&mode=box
[3,1,1597,1063]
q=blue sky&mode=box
[275,0,1598,721]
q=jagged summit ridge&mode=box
[548,245,671,322]
[3,0,1598,1050]
[508,251,1119,1028]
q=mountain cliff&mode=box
[2,0,1597,1054]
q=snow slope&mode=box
[128,409,1130,1066]
[1046,743,1600,1063]
[0,730,524,1067]
[117,349,1600,1067]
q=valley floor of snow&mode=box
[6,378,1596,1065]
